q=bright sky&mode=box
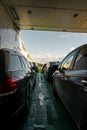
[21,30,87,62]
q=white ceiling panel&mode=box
[1,0,87,32]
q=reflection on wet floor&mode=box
[5,73,78,130]
[28,73,59,130]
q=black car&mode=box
[53,44,87,130]
[46,61,60,83]
[0,48,35,121]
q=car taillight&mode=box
[0,78,17,94]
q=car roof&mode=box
[0,48,26,57]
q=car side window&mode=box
[21,57,28,68]
[73,48,87,70]
[28,61,32,68]
[25,58,31,68]
[61,51,76,70]
[9,55,22,70]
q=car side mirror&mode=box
[52,70,60,77]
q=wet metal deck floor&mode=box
[28,73,59,130]
[6,73,78,130]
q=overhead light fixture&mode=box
[27,10,32,14]
[63,29,66,32]
[9,7,19,20]
[73,13,79,18]
[31,27,34,30]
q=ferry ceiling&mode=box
[1,0,87,32]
